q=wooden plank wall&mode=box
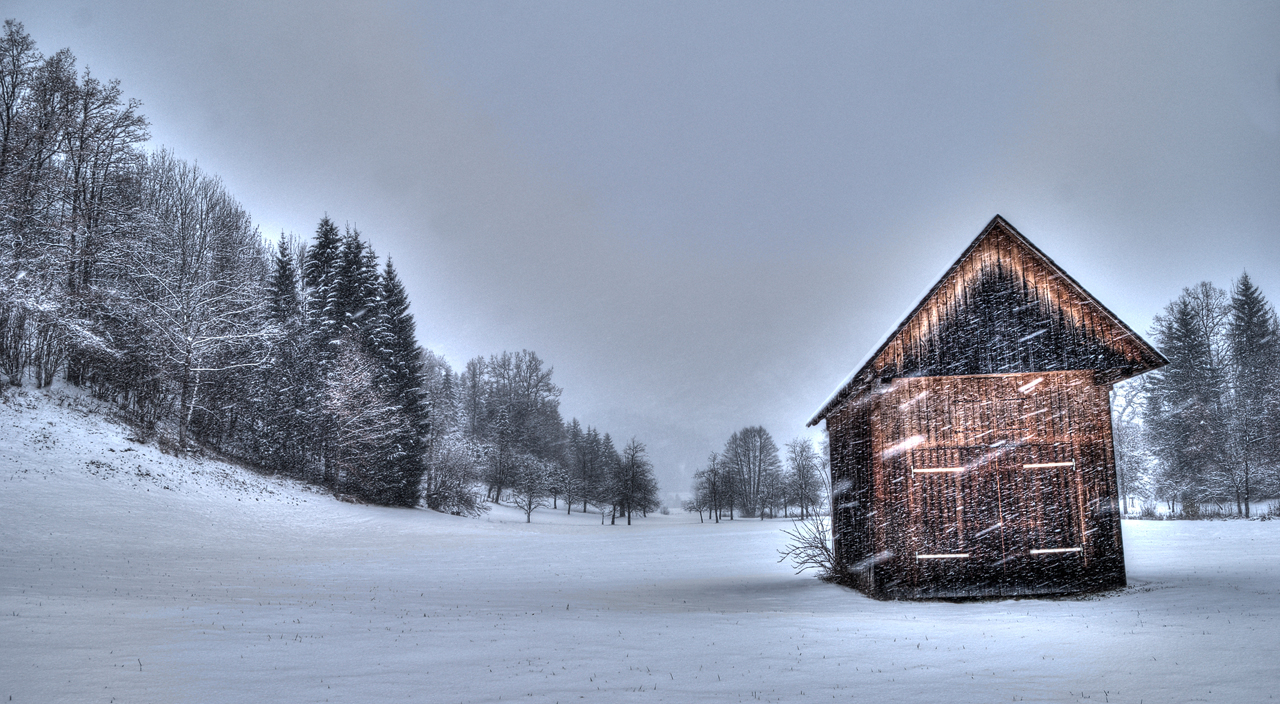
[871,223,1163,380]
[827,396,875,592]
[832,370,1125,599]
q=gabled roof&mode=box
[808,215,1167,426]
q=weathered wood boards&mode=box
[828,371,1124,598]
[812,216,1166,599]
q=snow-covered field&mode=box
[2,390,1278,703]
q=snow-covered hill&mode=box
[2,388,1278,703]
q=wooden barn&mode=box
[808,216,1166,599]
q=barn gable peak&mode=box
[809,215,1166,426]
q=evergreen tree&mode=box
[564,419,585,514]
[303,216,343,360]
[1225,273,1280,516]
[599,432,623,524]
[371,257,428,507]
[267,236,302,326]
[302,217,343,486]
[260,236,308,476]
[587,428,612,514]
[333,227,380,346]
[1145,284,1230,513]
[460,356,487,440]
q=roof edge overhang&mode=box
[806,215,1168,427]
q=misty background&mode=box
[10,1,1279,495]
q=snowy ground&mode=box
[2,389,1278,703]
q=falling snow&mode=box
[2,390,1277,702]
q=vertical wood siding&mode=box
[835,371,1125,599]
[871,222,1164,381]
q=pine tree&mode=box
[581,425,605,513]
[564,419,585,514]
[1225,273,1280,516]
[303,216,343,361]
[267,237,302,326]
[599,432,624,524]
[371,257,428,507]
[333,227,380,347]
[1145,284,1230,513]
[261,236,307,476]
[304,224,428,506]
[302,217,343,485]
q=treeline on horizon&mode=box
[685,427,827,523]
[1114,275,1280,518]
[0,20,659,518]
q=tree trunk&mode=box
[183,368,202,452]
[177,349,193,454]
[1243,455,1251,518]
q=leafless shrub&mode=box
[777,515,842,579]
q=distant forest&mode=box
[0,20,658,519]
[1114,276,1280,518]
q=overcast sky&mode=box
[10,1,1280,496]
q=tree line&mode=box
[1114,274,1280,517]
[686,426,826,522]
[0,20,659,518]
[416,347,660,521]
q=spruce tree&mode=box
[1226,273,1280,516]
[304,217,343,354]
[372,258,429,507]
[1145,284,1230,513]
[268,237,302,326]
[333,227,380,346]
[564,419,585,514]
[261,236,307,476]
[303,217,343,486]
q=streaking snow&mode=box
[2,390,1277,703]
